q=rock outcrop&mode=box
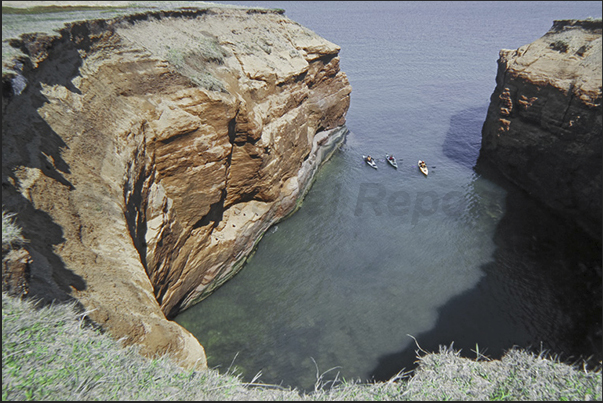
[2,6,351,370]
[479,19,602,240]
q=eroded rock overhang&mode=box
[2,7,351,369]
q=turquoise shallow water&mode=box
[175,1,602,391]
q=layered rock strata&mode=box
[2,7,351,369]
[480,19,602,240]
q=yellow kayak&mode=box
[418,160,428,176]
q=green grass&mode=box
[404,344,602,401]
[2,292,294,401]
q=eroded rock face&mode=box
[480,19,602,240]
[2,247,31,298]
[2,7,351,370]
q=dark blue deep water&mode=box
[175,1,602,391]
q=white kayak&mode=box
[363,155,378,169]
[385,154,398,169]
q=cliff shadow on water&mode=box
[2,34,88,305]
[369,106,603,383]
[441,106,488,169]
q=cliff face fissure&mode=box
[560,86,576,124]
[2,7,351,370]
[124,159,149,271]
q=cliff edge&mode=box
[479,19,602,240]
[2,6,351,370]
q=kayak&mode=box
[363,155,378,169]
[385,154,398,169]
[418,160,428,176]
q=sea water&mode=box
[175,1,602,391]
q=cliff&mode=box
[2,6,351,370]
[479,19,602,240]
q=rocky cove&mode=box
[2,2,601,383]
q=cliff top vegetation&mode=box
[1,1,282,73]
[3,288,601,401]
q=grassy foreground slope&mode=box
[3,291,602,401]
[3,212,602,401]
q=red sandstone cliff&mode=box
[2,6,351,370]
